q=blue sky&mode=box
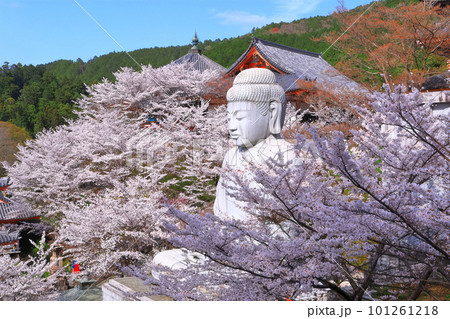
[0,0,373,66]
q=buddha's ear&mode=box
[269,100,282,134]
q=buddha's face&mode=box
[227,101,270,148]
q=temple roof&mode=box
[172,52,227,73]
[171,33,227,74]
[226,37,364,92]
[0,193,39,223]
[0,231,18,246]
[422,71,450,90]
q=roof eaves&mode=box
[0,215,41,224]
[0,234,19,245]
[225,38,256,75]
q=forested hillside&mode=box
[0,0,447,137]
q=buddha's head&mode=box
[226,68,286,148]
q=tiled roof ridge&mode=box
[172,52,226,73]
[226,37,323,75]
[253,37,322,58]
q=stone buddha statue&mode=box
[152,68,296,277]
[214,68,296,221]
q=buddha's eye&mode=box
[235,113,247,120]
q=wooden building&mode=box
[0,177,40,253]
[207,37,365,108]
[421,65,450,116]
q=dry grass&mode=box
[418,284,450,301]
[0,121,31,176]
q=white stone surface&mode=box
[421,90,450,116]
[214,68,297,221]
[214,136,297,220]
[102,277,170,301]
[151,249,205,280]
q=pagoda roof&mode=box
[226,37,364,92]
[0,193,39,223]
[171,33,226,73]
[172,52,227,74]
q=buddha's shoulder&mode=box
[258,136,295,153]
[222,147,240,167]
[224,147,239,159]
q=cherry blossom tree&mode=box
[6,63,225,210]
[7,54,446,301]
[309,85,449,300]
[4,62,227,277]
[137,86,448,301]
[0,233,63,301]
[5,108,136,214]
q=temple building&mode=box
[206,37,365,107]
[225,37,361,90]
[162,35,366,117]
[420,62,450,116]
[171,33,226,74]
[0,177,40,253]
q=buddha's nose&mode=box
[229,118,238,131]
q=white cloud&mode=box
[272,0,322,22]
[214,0,322,29]
[215,10,269,27]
